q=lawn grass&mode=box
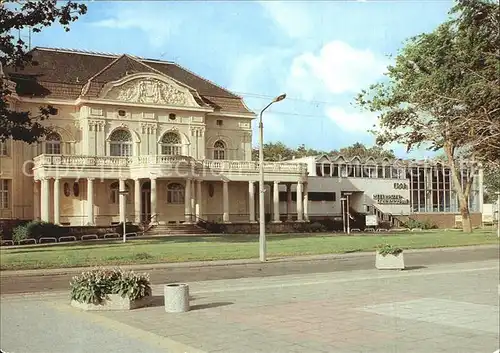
[0,230,498,271]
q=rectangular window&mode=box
[316,164,323,176]
[111,143,132,157]
[332,164,339,177]
[0,179,9,209]
[309,192,336,202]
[161,145,181,156]
[216,119,223,126]
[323,164,331,176]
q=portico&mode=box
[33,156,308,226]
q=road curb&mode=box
[0,244,497,278]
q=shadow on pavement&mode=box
[403,265,428,271]
[145,295,233,310]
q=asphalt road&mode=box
[0,246,498,295]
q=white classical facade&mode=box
[1,47,308,226]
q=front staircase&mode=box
[144,223,209,236]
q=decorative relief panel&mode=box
[103,78,198,107]
[238,121,251,129]
[90,108,103,116]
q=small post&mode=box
[340,197,346,233]
[344,192,352,235]
[119,190,129,243]
[496,192,500,238]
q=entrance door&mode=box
[141,181,151,222]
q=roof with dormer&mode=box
[4,47,253,114]
[311,154,475,167]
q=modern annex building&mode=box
[283,155,484,229]
[1,47,308,227]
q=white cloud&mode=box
[287,40,389,98]
[259,1,313,39]
[326,106,378,133]
[92,6,183,48]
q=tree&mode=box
[252,141,395,161]
[355,0,499,233]
[251,142,295,161]
[0,0,87,143]
[449,0,500,167]
[337,142,396,159]
[483,166,500,203]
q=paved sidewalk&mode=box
[1,260,499,353]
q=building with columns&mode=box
[1,47,308,228]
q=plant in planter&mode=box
[70,268,152,311]
[375,244,405,270]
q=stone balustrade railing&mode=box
[33,155,307,175]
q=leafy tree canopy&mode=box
[0,0,87,143]
[355,0,499,232]
[252,141,395,161]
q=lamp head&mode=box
[274,93,286,102]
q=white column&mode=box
[119,179,126,224]
[222,180,230,223]
[296,181,303,222]
[40,177,50,222]
[249,181,256,222]
[184,178,192,223]
[33,180,40,220]
[191,180,196,218]
[273,181,281,223]
[53,178,60,225]
[150,178,157,223]
[134,179,141,224]
[286,183,292,221]
[303,182,309,221]
[196,180,202,219]
[87,178,94,225]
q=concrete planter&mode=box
[164,283,190,313]
[71,294,150,311]
[375,252,405,270]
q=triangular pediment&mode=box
[99,73,200,107]
[315,154,331,163]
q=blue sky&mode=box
[27,0,454,158]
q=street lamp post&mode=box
[496,192,500,238]
[259,93,286,262]
[119,190,129,243]
[344,192,352,235]
[340,197,346,233]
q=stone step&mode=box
[145,223,209,236]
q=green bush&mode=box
[115,222,141,235]
[13,221,64,241]
[305,222,327,233]
[12,224,29,243]
[70,268,151,304]
[403,218,437,230]
[376,244,403,256]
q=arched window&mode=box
[109,182,131,204]
[109,129,132,156]
[167,183,184,204]
[45,132,62,155]
[161,132,181,156]
[213,140,226,160]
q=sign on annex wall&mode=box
[372,194,410,205]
